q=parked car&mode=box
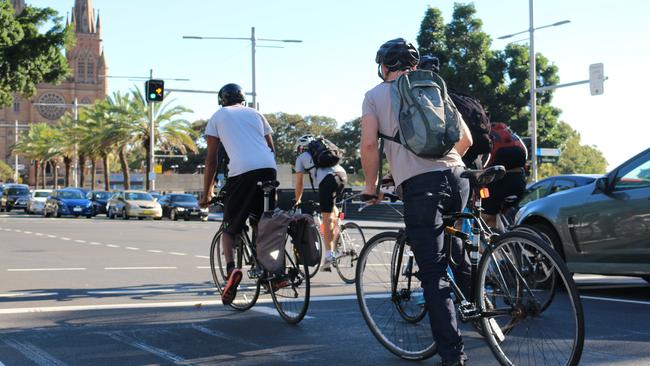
[518,174,601,207]
[87,190,113,216]
[515,148,650,281]
[107,190,162,220]
[158,193,209,221]
[0,184,30,212]
[27,189,53,214]
[43,188,93,218]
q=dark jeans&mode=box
[401,167,470,363]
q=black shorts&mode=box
[482,170,526,215]
[318,173,346,213]
[222,168,276,234]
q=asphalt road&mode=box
[1,212,649,365]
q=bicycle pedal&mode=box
[458,302,480,321]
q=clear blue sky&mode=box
[31,0,650,169]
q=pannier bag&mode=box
[256,210,292,275]
[288,214,321,266]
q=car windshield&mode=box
[94,192,111,200]
[172,195,197,203]
[7,188,29,195]
[34,191,50,198]
[59,191,84,199]
[125,192,153,201]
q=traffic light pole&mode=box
[149,69,155,192]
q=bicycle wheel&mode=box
[391,237,427,324]
[476,231,584,366]
[355,231,436,360]
[210,230,261,311]
[271,235,310,324]
[335,222,366,284]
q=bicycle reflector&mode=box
[479,188,490,199]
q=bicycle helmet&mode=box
[218,83,246,106]
[295,134,314,152]
[375,38,419,79]
[419,55,440,73]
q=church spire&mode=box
[95,11,101,34]
[73,0,95,33]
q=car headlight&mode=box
[176,207,185,212]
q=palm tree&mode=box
[129,87,195,190]
[54,113,80,187]
[102,91,141,190]
[83,99,117,191]
[12,123,57,188]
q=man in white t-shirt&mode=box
[293,134,347,271]
[200,83,277,306]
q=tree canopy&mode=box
[0,1,72,107]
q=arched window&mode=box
[77,59,86,83]
[87,60,95,82]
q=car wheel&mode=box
[532,222,565,260]
[153,217,162,221]
[43,209,48,218]
[122,208,129,220]
[86,215,92,219]
[6,206,11,212]
[138,217,144,220]
[201,216,208,222]
[170,209,178,221]
[108,209,114,219]
[56,211,62,218]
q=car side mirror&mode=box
[595,177,610,194]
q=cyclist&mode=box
[361,38,472,366]
[199,83,277,305]
[293,134,348,271]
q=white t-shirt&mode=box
[205,105,276,177]
[294,152,346,187]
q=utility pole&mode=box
[149,69,155,191]
[0,121,29,183]
[529,0,538,182]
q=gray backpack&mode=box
[382,70,462,158]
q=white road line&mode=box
[581,295,650,306]
[249,306,315,320]
[89,241,101,245]
[74,239,86,243]
[106,244,120,248]
[0,360,5,366]
[147,249,162,253]
[104,267,177,270]
[194,255,209,259]
[0,292,58,298]
[35,233,43,236]
[88,289,176,295]
[196,266,210,269]
[7,268,86,272]
[47,235,56,238]
[3,228,10,232]
[23,231,32,234]
[105,332,187,364]
[13,229,22,232]
[1,338,68,366]
[168,252,186,256]
[125,246,140,251]
[59,237,71,241]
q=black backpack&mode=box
[449,92,493,167]
[307,137,341,168]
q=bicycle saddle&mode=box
[461,165,506,187]
[258,180,280,193]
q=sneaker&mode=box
[263,278,291,293]
[221,268,243,305]
[322,255,335,272]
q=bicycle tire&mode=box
[476,231,584,366]
[390,236,427,324]
[356,231,436,361]
[335,222,366,284]
[210,230,261,311]
[271,235,310,324]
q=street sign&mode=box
[148,172,156,181]
[537,148,561,157]
[539,156,559,163]
[589,63,604,96]
[15,164,25,171]
[154,164,163,174]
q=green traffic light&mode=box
[150,93,157,100]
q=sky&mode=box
[30,0,650,169]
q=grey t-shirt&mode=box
[362,81,464,188]
[205,105,276,177]
[295,152,346,187]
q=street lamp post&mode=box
[0,121,29,182]
[183,27,302,109]
[498,5,571,182]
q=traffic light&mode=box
[145,79,165,102]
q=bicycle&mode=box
[209,180,311,324]
[355,167,584,365]
[297,192,366,283]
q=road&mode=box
[1,212,649,365]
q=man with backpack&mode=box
[199,83,277,306]
[293,134,347,271]
[482,122,528,229]
[361,38,473,366]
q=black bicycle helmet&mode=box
[375,38,420,74]
[419,55,440,73]
[218,83,246,106]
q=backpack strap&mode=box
[377,138,385,197]
[304,165,317,193]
